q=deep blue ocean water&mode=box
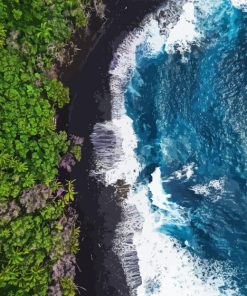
[124,1,247,294]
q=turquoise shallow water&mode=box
[124,1,247,294]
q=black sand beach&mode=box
[62,1,166,295]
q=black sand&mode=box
[62,1,166,295]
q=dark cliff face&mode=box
[67,1,166,295]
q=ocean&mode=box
[92,0,247,295]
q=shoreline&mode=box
[65,1,166,295]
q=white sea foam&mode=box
[164,162,197,183]
[90,116,140,185]
[190,178,225,201]
[109,16,165,120]
[164,0,239,56]
[130,168,238,296]
[148,168,187,226]
[230,0,247,11]
[165,1,202,54]
[173,162,196,181]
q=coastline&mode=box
[58,1,247,295]
[63,1,166,295]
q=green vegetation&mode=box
[0,0,89,295]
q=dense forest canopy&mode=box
[0,1,90,295]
